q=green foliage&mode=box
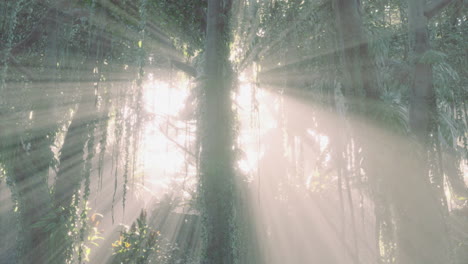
[0,0,467,263]
[111,210,161,264]
[150,0,206,56]
[420,49,448,64]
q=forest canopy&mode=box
[0,0,467,263]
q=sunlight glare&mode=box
[139,78,194,198]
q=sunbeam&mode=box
[0,0,467,264]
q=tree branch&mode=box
[424,0,454,19]
[158,124,197,159]
[171,60,197,77]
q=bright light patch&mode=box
[139,78,193,197]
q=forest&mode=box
[0,0,467,263]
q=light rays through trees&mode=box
[1,0,467,263]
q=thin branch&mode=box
[158,124,197,159]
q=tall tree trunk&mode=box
[199,0,236,263]
[333,2,377,263]
[391,1,449,263]
[334,0,378,99]
[408,0,435,140]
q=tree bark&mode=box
[408,0,435,141]
[199,0,236,263]
[334,0,379,99]
[393,0,450,263]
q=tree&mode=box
[388,1,460,264]
[198,0,237,263]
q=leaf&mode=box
[420,50,447,64]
